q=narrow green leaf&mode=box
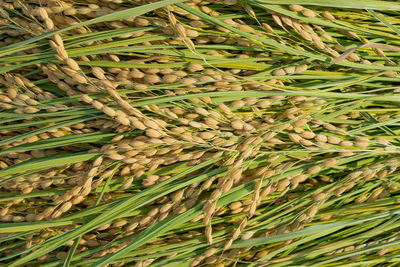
[250,0,400,10]
[0,152,100,179]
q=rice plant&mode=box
[1,0,400,266]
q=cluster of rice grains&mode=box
[1,0,400,266]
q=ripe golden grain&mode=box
[323,123,337,131]
[198,132,215,140]
[143,74,160,84]
[175,23,187,38]
[38,7,49,20]
[289,4,304,12]
[238,24,254,33]
[292,118,307,128]
[288,133,302,143]
[312,35,325,49]
[340,140,353,147]
[205,225,213,244]
[92,67,106,80]
[65,58,80,71]
[315,134,328,143]
[272,14,283,27]
[91,100,104,110]
[194,107,209,116]
[277,178,290,190]
[80,94,93,104]
[284,66,296,74]
[322,11,335,21]
[60,201,72,213]
[307,204,319,218]
[187,63,204,72]
[307,165,322,174]
[377,169,388,179]
[115,116,130,126]
[300,139,314,146]
[141,119,158,129]
[102,106,117,118]
[44,18,55,30]
[72,73,87,84]
[300,131,315,139]
[299,30,313,41]
[280,16,293,27]
[241,231,255,240]
[313,192,326,201]
[273,69,286,76]
[134,17,149,27]
[131,69,145,79]
[218,103,232,114]
[323,158,337,167]
[23,107,39,114]
[163,74,178,83]
[232,120,244,130]
[327,136,341,145]
[262,22,274,33]
[204,247,217,257]
[230,100,246,108]
[210,188,222,200]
